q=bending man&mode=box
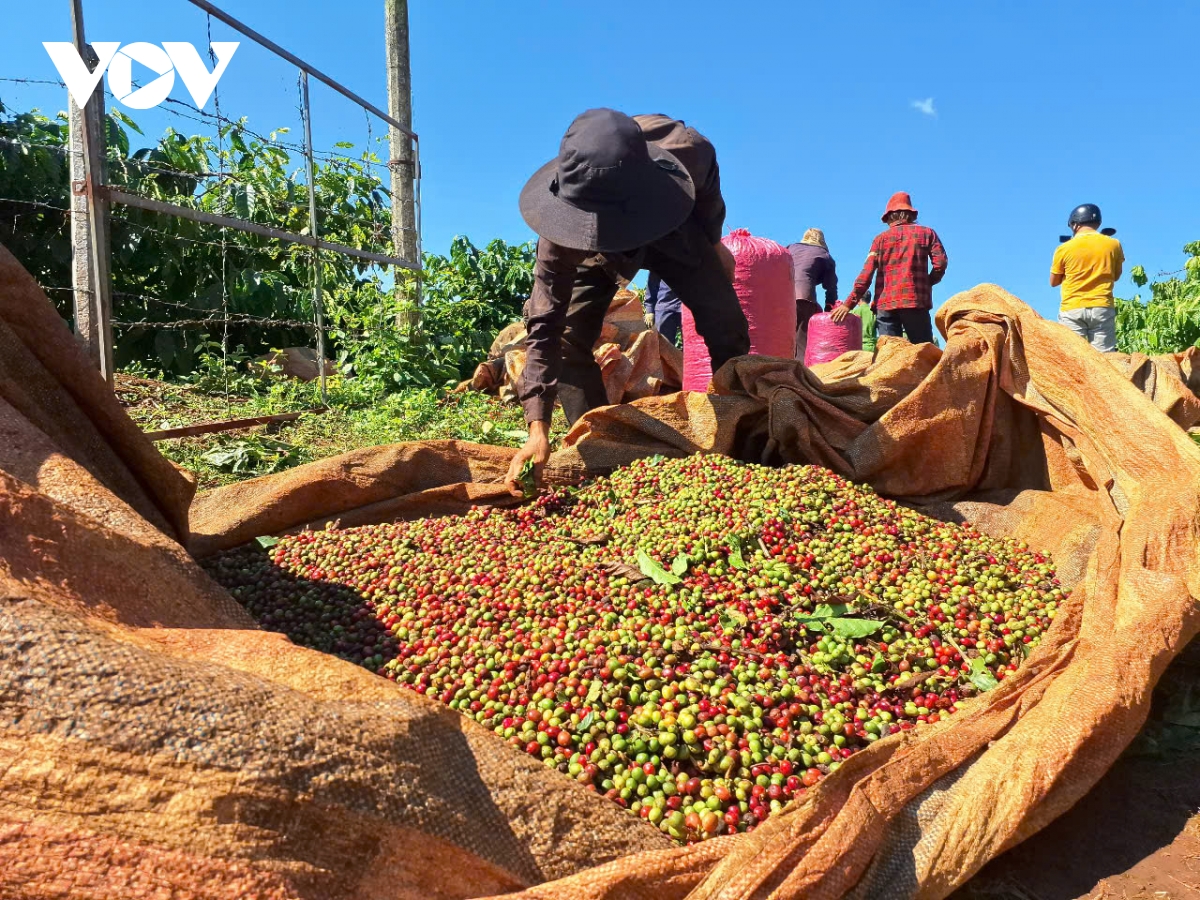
[506,109,749,495]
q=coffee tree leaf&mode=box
[638,549,682,585]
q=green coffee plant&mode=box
[0,99,535,394]
[1116,242,1200,354]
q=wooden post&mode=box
[385,0,420,328]
[384,0,416,266]
[69,93,93,343]
[69,3,114,384]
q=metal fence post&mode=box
[414,140,423,307]
[299,71,327,405]
[69,0,114,384]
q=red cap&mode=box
[882,191,918,222]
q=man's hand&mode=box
[715,242,736,283]
[506,420,551,497]
[829,303,853,323]
[644,312,656,330]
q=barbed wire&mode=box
[0,135,78,156]
[0,76,67,87]
[114,315,316,330]
[1,190,386,262]
[0,195,266,250]
[109,157,226,181]
[45,282,311,320]
[115,214,257,251]
[115,291,254,316]
[0,196,72,214]
[3,46,393,388]
[103,87,360,166]
[2,75,376,166]
[43,285,316,330]
[207,14,236,411]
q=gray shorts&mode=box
[1059,305,1116,353]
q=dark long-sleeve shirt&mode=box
[845,223,948,312]
[787,242,838,308]
[520,115,726,423]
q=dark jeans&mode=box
[654,299,682,346]
[556,225,749,423]
[876,308,934,344]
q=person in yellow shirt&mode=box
[1050,203,1124,352]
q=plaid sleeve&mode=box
[848,237,880,305]
[928,229,948,285]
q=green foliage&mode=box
[1115,242,1200,354]
[0,100,535,394]
[0,101,73,289]
[202,436,301,476]
[637,549,683,585]
[327,236,535,394]
[417,236,535,380]
[123,377,547,491]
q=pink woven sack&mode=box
[805,311,864,366]
[681,228,796,392]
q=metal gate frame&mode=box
[68,0,422,395]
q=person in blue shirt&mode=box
[644,271,682,346]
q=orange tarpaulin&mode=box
[2,236,1199,900]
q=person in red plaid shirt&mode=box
[830,192,948,344]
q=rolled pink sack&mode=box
[804,311,864,367]
[681,228,796,392]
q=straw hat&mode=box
[800,228,827,249]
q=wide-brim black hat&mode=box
[520,108,696,253]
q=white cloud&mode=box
[911,97,937,117]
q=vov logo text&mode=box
[43,42,239,110]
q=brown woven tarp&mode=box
[1104,348,1200,429]
[3,230,1200,900]
[459,289,683,405]
[0,244,669,900]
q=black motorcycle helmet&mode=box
[1059,204,1115,242]
[1068,203,1102,227]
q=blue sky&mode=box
[3,0,1197,318]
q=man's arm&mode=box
[692,157,727,246]
[688,150,734,280]
[822,257,839,309]
[1114,243,1125,282]
[506,240,585,496]
[1050,244,1066,288]
[928,230,948,285]
[517,240,583,425]
[847,244,879,307]
[831,250,876,322]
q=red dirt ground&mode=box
[955,643,1200,900]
